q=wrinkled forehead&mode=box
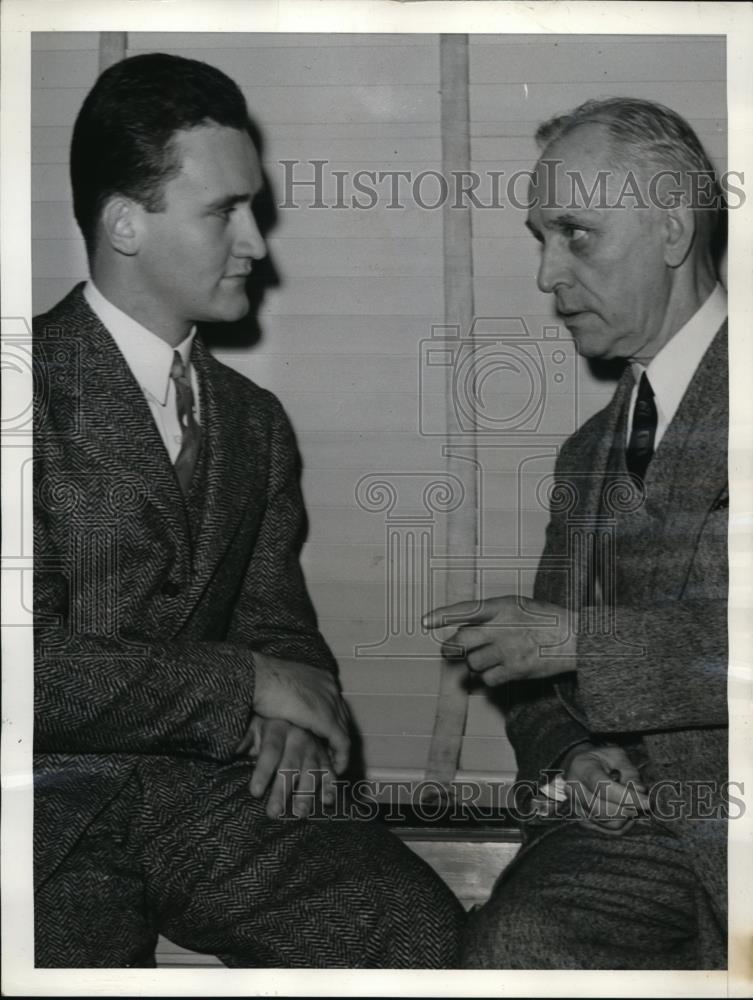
[528,122,640,211]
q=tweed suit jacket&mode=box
[33,284,338,888]
[504,323,729,925]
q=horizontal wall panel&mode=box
[301,468,608,513]
[278,391,426,434]
[241,85,440,126]
[469,34,723,45]
[301,507,550,552]
[146,45,439,86]
[128,33,440,50]
[471,133,728,166]
[459,738,517,775]
[262,121,442,141]
[32,84,441,128]
[215,316,438,358]
[304,510,449,547]
[32,126,75,150]
[33,239,88,278]
[257,278,444,317]
[348,694,439,736]
[31,32,100,50]
[299,544,389,584]
[360,733,517,774]
[469,82,726,123]
[32,201,79,240]
[472,278,570,315]
[469,39,724,85]
[32,237,442,281]
[346,693,512,740]
[241,355,419,393]
[266,238,442,279]
[267,205,444,239]
[31,164,73,203]
[340,657,441,696]
[260,136,443,163]
[32,49,100,87]
[216,314,590,357]
[296,432,453,470]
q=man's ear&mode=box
[663,200,696,268]
[100,196,143,256]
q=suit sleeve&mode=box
[502,495,593,783]
[225,396,338,675]
[34,568,257,760]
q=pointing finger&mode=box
[423,601,491,629]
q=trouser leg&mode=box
[34,776,158,968]
[139,757,464,968]
[462,820,725,970]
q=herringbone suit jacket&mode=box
[504,323,729,927]
[33,284,338,889]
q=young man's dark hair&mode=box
[70,52,251,255]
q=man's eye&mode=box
[564,225,588,242]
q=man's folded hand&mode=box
[239,715,336,819]
[241,652,351,775]
[562,743,650,831]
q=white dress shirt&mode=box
[626,283,728,448]
[83,281,200,463]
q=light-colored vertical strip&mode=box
[425,34,476,792]
[99,32,127,74]
[1,25,33,978]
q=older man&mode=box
[426,98,729,969]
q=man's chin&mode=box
[205,292,251,325]
[564,318,613,360]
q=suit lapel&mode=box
[184,340,270,603]
[58,289,190,548]
[642,322,728,597]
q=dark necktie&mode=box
[626,371,657,481]
[170,350,201,494]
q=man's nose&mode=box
[233,204,266,260]
[536,241,571,295]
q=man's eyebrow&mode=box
[551,210,595,226]
[529,210,597,232]
[205,193,253,211]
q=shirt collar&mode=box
[630,282,727,423]
[83,280,196,406]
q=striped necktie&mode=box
[626,371,657,481]
[170,350,201,494]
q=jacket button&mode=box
[161,580,182,598]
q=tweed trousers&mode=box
[35,756,464,968]
[462,819,725,969]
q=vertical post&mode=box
[98,33,127,74]
[425,34,477,794]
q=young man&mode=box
[427,98,729,969]
[33,52,462,968]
